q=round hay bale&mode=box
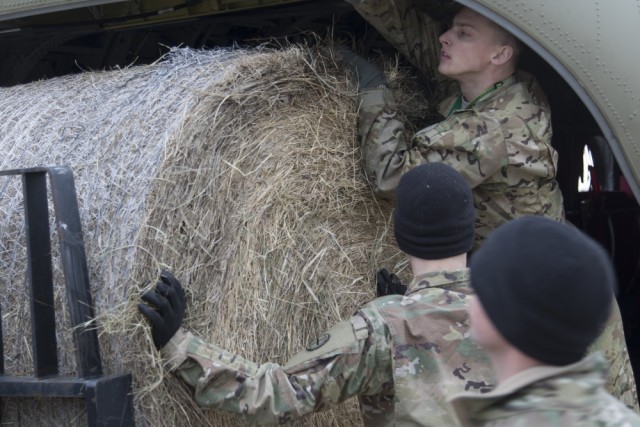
[0,45,416,426]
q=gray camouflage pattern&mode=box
[450,352,640,426]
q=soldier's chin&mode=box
[437,63,452,77]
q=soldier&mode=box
[340,1,638,410]
[449,216,640,426]
[339,2,564,248]
[138,163,496,426]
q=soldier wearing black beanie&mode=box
[378,162,476,296]
[393,162,475,260]
[449,216,640,427]
[469,216,615,366]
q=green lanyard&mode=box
[447,81,504,117]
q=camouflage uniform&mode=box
[356,75,565,249]
[449,352,640,426]
[346,0,565,248]
[160,269,496,426]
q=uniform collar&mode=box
[407,268,470,294]
[439,73,518,117]
[449,352,607,426]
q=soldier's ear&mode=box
[491,45,514,66]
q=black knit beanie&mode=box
[394,163,474,259]
[470,216,616,366]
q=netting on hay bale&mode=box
[0,45,432,426]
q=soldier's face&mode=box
[468,295,508,352]
[437,8,505,80]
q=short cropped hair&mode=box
[491,22,522,64]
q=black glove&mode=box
[334,45,388,91]
[138,270,186,349]
[376,268,407,297]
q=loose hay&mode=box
[0,45,431,425]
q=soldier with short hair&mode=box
[450,216,640,426]
[340,3,564,248]
[138,163,496,426]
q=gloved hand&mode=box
[334,45,388,91]
[376,268,407,297]
[138,270,186,349]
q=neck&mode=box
[409,253,467,276]
[488,347,545,383]
[458,68,514,101]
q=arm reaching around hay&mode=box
[138,272,397,424]
[137,165,501,426]
[145,297,395,424]
[344,0,442,78]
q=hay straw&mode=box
[0,44,430,425]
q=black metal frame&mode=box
[0,166,134,426]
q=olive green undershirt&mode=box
[447,81,504,117]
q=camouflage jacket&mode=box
[346,0,565,248]
[160,269,495,426]
[359,269,495,426]
[356,74,565,248]
[449,353,640,426]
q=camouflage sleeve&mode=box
[588,300,639,411]
[358,86,507,196]
[357,86,426,198]
[160,315,392,424]
[344,0,441,78]
[415,110,508,189]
